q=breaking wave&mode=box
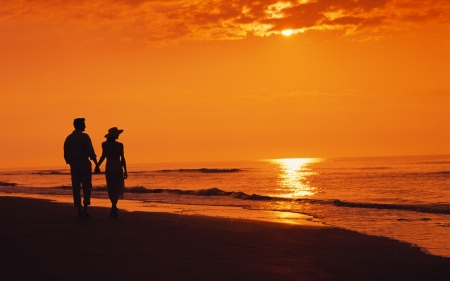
[32,170,68,175]
[157,168,241,173]
[50,185,450,215]
[327,200,450,215]
[0,181,17,187]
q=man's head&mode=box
[73,118,86,131]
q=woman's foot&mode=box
[110,206,118,217]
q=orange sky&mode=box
[1,0,449,168]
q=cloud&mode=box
[1,0,449,43]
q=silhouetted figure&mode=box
[95,127,127,217]
[64,118,98,217]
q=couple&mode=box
[63,118,127,218]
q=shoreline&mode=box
[1,195,450,280]
[0,192,324,226]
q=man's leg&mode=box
[70,163,83,217]
[80,160,93,216]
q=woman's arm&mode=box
[121,143,128,179]
[95,142,107,172]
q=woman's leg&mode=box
[109,193,119,217]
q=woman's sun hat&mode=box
[105,127,124,138]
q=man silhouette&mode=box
[64,118,98,217]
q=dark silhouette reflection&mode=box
[63,118,98,217]
[95,127,128,217]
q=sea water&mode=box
[1,155,449,257]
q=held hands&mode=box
[93,166,125,178]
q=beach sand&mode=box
[1,196,449,281]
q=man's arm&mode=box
[84,134,98,166]
[63,136,71,164]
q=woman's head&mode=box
[104,127,124,139]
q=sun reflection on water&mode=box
[269,158,321,198]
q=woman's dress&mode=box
[103,141,125,200]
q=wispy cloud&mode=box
[1,0,449,43]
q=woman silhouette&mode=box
[95,127,127,217]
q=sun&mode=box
[282,29,293,36]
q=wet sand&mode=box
[1,196,449,281]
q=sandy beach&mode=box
[1,196,449,281]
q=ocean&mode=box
[1,155,449,257]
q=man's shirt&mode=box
[64,130,96,164]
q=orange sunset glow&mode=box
[0,0,449,168]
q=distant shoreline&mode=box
[1,154,449,170]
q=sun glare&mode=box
[282,29,293,36]
[269,158,321,197]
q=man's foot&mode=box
[77,207,84,217]
[82,206,90,217]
